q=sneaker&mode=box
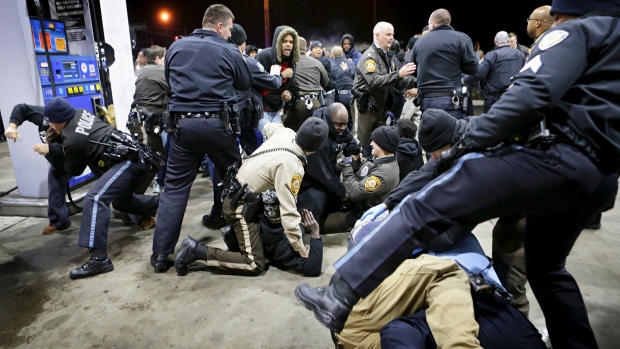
[69,255,114,279]
[153,182,161,195]
[42,223,72,235]
[139,216,156,230]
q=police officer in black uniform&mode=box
[295,2,620,348]
[42,97,160,279]
[150,4,252,273]
[411,8,478,119]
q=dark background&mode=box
[126,0,547,54]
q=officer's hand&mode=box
[340,62,348,71]
[399,63,416,78]
[4,124,21,142]
[361,203,388,221]
[281,90,292,102]
[281,68,294,79]
[269,64,281,76]
[33,143,49,156]
[301,209,320,238]
[341,156,353,167]
[404,88,418,99]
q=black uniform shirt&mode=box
[165,29,252,112]
[412,25,478,93]
[237,54,282,108]
[9,103,63,165]
[463,45,526,95]
[134,63,171,114]
[62,109,113,176]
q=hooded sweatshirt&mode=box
[342,34,362,65]
[396,137,424,181]
[256,26,301,112]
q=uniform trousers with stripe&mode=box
[207,196,265,276]
[78,160,159,249]
[334,142,618,349]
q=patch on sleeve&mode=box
[360,166,369,177]
[364,176,381,192]
[365,59,377,73]
[538,30,569,51]
[519,55,542,74]
[290,174,302,195]
[256,61,265,73]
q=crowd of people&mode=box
[6,0,620,347]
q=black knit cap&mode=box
[296,117,329,152]
[44,97,75,123]
[370,126,400,153]
[231,23,247,46]
[418,109,457,153]
[407,36,418,50]
[550,0,620,15]
[309,41,323,51]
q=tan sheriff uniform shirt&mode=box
[236,123,307,252]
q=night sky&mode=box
[126,0,548,54]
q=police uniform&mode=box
[151,27,252,261]
[8,104,70,232]
[463,45,526,113]
[412,25,478,119]
[298,8,620,348]
[209,123,307,275]
[284,54,329,132]
[352,44,415,148]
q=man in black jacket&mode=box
[43,97,160,279]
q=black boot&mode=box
[175,236,207,276]
[202,214,226,229]
[295,273,359,333]
[221,225,240,252]
[70,250,114,280]
[150,252,170,273]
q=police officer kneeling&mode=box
[174,117,328,276]
[44,97,160,279]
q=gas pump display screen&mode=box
[30,18,69,54]
[62,61,79,79]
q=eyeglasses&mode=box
[526,18,542,23]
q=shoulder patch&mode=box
[539,30,569,51]
[256,61,265,73]
[365,59,377,73]
[290,174,302,195]
[364,176,381,192]
[360,166,369,177]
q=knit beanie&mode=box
[370,126,400,154]
[231,23,247,46]
[309,41,323,51]
[296,117,329,152]
[550,0,620,15]
[418,109,457,153]
[44,97,75,123]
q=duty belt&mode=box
[171,111,221,119]
[423,91,453,98]
[338,90,351,95]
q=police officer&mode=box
[464,31,526,113]
[323,126,400,233]
[5,103,72,235]
[174,118,328,276]
[352,22,416,150]
[329,46,355,123]
[150,4,253,273]
[42,97,160,279]
[411,8,478,119]
[295,2,620,348]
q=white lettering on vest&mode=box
[75,110,95,136]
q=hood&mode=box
[312,107,338,139]
[341,33,356,52]
[397,138,421,158]
[274,26,300,63]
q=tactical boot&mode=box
[295,274,359,333]
[221,225,240,252]
[150,252,170,273]
[202,214,226,229]
[70,255,114,280]
[175,236,207,276]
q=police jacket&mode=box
[330,57,354,90]
[61,109,113,176]
[412,25,478,94]
[342,34,362,65]
[9,104,63,166]
[343,155,400,210]
[237,54,283,124]
[165,29,252,113]
[256,26,301,112]
[134,63,171,115]
[352,43,416,111]
[301,107,348,199]
[396,137,424,181]
[462,13,620,173]
[293,54,328,93]
[463,45,526,95]
[236,123,307,253]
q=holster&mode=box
[241,191,262,223]
[221,102,230,133]
[318,91,326,107]
[358,91,370,112]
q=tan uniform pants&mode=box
[336,255,481,349]
[206,196,265,276]
[354,100,385,148]
[283,97,321,132]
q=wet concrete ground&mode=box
[1,138,619,348]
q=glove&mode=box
[360,203,387,221]
[436,145,467,175]
[385,111,396,126]
[269,64,281,76]
[341,156,353,167]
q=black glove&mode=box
[436,145,468,175]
